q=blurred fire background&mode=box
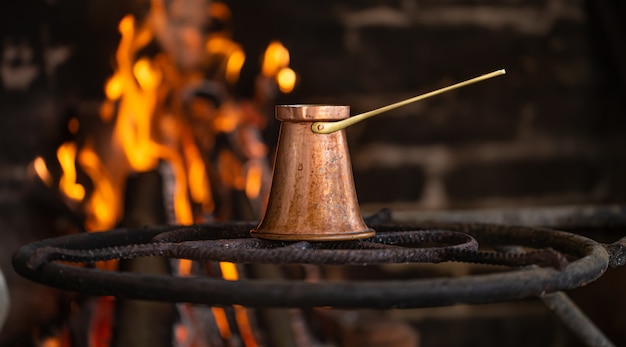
[0,0,625,346]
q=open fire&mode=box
[30,1,296,346]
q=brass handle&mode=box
[312,69,506,134]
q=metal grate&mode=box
[13,221,625,308]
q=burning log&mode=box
[111,170,175,347]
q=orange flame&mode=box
[206,36,246,84]
[110,16,159,173]
[171,151,195,225]
[219,262,239,281]
[182,134,214,212]
[211,307,232,339]
[105,13,196,226]
[219,262,258,346]
[245,162,263,200]
[226,49,246,84]
[77,142,120,232]
[104,74,124,101]
[218,150,245,190]
[57,142,85,202]
[213,103,241,133]
[40,337,61,347]
[235,307,258,347]
[261,41,289,78]
[33,156,52,186]
[209,2,232,23]
[276,67,296,93]
[261,41,296,94]
[105,12,255,345]
[41,5,291,345]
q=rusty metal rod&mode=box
[541,291,615,347]
[13,223,611,308]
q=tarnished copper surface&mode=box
[251,105,374,241]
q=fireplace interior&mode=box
[1,0,626,346]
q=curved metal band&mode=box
[13,223,609,309]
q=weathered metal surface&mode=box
[541,291,616,347]
[605,236,626,267]
[251,105,374,241]
[13,222,615,309]
[25,229,480,266]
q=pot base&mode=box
[250,228,375,241]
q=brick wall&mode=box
[230,0,626,212]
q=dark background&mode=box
[1,0,625,210]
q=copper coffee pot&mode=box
[251,105,374,241]
[251,70,505,241]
